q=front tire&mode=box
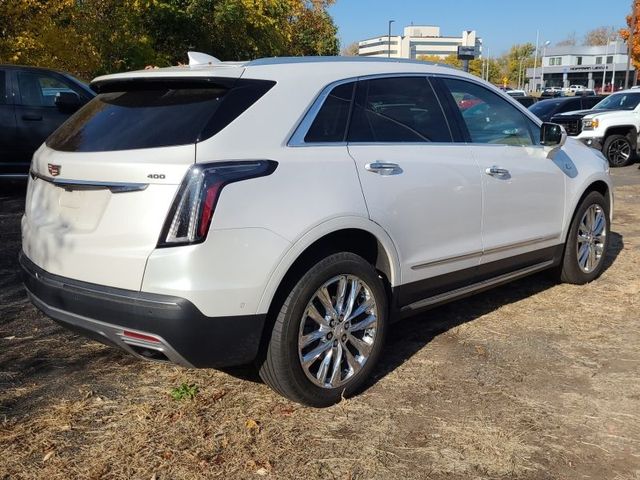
[560,191,610,284]
[603,134,634,167]
[259,252,388,407]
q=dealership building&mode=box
[358,25,482,60]
[525,40,635,91]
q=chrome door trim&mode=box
[30,170,148,193]
[410,234,560,271]
[402,259,555,313]
[483,234,561,256]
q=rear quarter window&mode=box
[47,79,274,152]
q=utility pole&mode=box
[532,30,540,92]
[626,0,636,89]
[388,20,395,58]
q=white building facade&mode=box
[358,26,482,60]
[526,41,634,91]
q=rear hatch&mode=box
[22,68,273,290]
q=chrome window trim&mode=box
[30,170,148,193]
[288,72,543,148]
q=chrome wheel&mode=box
[576,204,607,273]
[298,275,378,389]
[607,138,631,165]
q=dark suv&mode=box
[528,96,604,123]
[0,65,94,179]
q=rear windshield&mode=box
[47,79,274,152]
[529,100,562,117]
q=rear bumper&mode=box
[20,252,266,368]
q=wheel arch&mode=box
[604,125,638,151]
[257,217,401,318]
[563,179,612,243]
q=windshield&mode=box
[529,100,562,116]
[593,92,640,111]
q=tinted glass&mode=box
[557,98,582,113]
[529,99,562,117]
[47,80,274,152]
[593,92,640,110]
[348,77,451,142]
[17,72,75,107]
[305,82,354,143]
[0,71,5,105]
[582,96,605,109]
[443,78,535,146]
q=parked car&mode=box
[563,84,586,94]
[574,88,596,96]
[551,89,640,167]
[0,65,94,179]
[541,87,563,97]
[506,89,526,97]
[21,55,613,407]
[513,96,538,108]
[529,96,605,122]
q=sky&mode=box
[329,0,631,56]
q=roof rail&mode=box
[187,51,222,66]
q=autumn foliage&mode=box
[0,0,339,80]
[620,1,640,79]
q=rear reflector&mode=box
[122,330,161,344]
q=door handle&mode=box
[365,162,402,176]
[485,166,510,177]
[22,114,43,121]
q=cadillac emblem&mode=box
[48,164,61,177]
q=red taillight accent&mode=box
[198,181,223,238]
[122,330,161,344]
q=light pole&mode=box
[612,39,618,91]
[602,40,611,93]
[388,20,395,58]
[532,30,540,92]
[625,0,636,89]
[540,40,550,90]
[518,56,525,89]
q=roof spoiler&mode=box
[188,51,222,66]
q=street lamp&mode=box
[540,40,551,90]
[612,38,618,91]
[388,20,395,58]
[602,39,611,93]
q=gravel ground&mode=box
[1,166,639,480]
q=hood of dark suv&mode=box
[550,109,617,122]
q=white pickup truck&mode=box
[550,88,640,167]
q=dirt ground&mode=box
[1,167,639,480]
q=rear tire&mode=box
[559,191,610,284]
[603,134,634,167]
[259,252,388,407]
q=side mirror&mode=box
[55,91,82,112]
[540,122,567,151]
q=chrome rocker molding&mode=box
[402,259,555,314]
[30,170,148,193]
[411,234,561,270]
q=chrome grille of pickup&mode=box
[554,119,582,136]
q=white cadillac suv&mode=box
[21,56,613,407]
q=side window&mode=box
[443,78,536,146]
[304,82,355,143]
[0,71,6,105]
[17,71,76,107]
[348,76,452,143]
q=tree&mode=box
[620,0,640,82]
[583,26,620,46]
[556,32,577,47]
[342,42,359,56]
[0,0,340,79]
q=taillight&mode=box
[157,161,277,247]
